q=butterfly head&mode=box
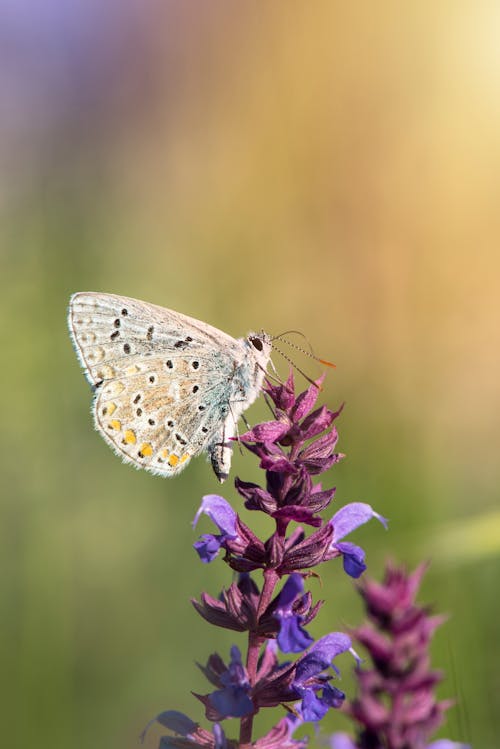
[245,331,273,370]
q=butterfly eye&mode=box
[250,336,263,352]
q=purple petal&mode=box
[299,427,339,462]
[304,487,337,513]
[235,478,276,512]
[277,615,314,653]
[193,534,224,563]
[427,743,471,749]
[213,723,228,749]
[273,505,322,527]
[311,631,352,662]
[321,682,345,708]
[276,573,304,609]
[155,710,197,735]
[265,371,296,411]
[300,689,329,722]
[330,502,388,542]
[193,495,238,536]
[221,645,249,689]
[240,421,290,443]
[207,646,253,719]
[300,405,337,440]
[301,451,345,475]
[292,377,324,421]
[295,632,351,683]
[140,710,197,743]
[209,686,254,718]
[335,541,367,578]
[260,454,297,474]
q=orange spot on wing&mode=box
[125,364,140,375]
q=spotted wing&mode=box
[68,292,241,477]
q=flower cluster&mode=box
[144,373,387,748]
[330,563,470,749]
[193,373,386,579]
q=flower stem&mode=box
[239,714,253,748]
[239,568,280,747]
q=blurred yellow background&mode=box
[1,2,498,747]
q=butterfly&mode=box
[67,292,272,482]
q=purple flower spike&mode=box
[330,564,471,749]
[146,370,469,748]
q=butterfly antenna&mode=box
[272,329,311,346]
[271,343,323,389]
[271,331,336,369]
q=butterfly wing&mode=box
[68,292,242,477]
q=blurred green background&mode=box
[1,2,498,747]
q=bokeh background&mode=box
[1,2,499,747]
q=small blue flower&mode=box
[208,645,254,719]
[334,541,367,578]
[292,632,351,722]
[274,574,314,653]
[193,495,238,563]
[299,682,346,722]
[328,502,388,578]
